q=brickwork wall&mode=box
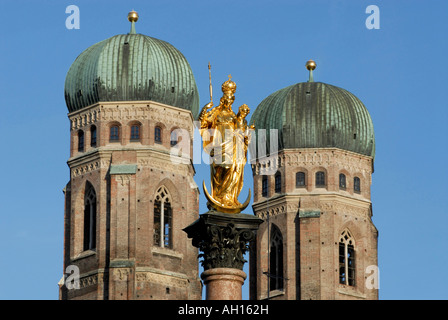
[250,148,378,300]
[61,101,201,300]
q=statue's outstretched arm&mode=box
[198,102,214,126]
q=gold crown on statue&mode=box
[221,75,237,95]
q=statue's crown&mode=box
[221,75,236,95]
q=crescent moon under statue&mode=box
[203,181,251,214]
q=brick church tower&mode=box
[59,12,202,300]
[249,61,379,300]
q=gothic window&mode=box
[275,172,282,193]
[339,230,356,286]
[262,176,268,197]
[296,172,306,187]
[354,177,361,193]
[78,130,84,152]
[131,125,140,141]
[270,224,284,291]
[83,182,97,251]
[316,171,326,187]
[153,186,172,249]
[110,125,120,141]
[155,126,162,144]
[90,125,97,147]
[339,173,347,190]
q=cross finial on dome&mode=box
[306,59,316,82]
[128,10,139,34]
[222,75,237,95]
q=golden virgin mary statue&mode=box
[198,76,254,214]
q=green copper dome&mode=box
[250,81,375,158]
[64,29,199,116]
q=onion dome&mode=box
[64,11,199,117]
[250,60,375,158]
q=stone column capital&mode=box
[183,210,263,271]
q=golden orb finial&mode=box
[128,10,139,23]
[306,59,316,82]
[306,59,316,71]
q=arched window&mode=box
[275,172,282,193]
[155,126,162,144]
[339,230,356,286]
[296,172,306,187]
[170,130,178,147]
[316,171,326,187]
[78,130,85,152]
[262,176,268,197]
[83,182,97,251]
[153,186,172,249]
[354,177,361,193]
[270,224,284,291]
[110,125,120,142]
[131,124,140,141]
[339,173,347,190]
[90,125,97,147]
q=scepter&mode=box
[208,62,213,103]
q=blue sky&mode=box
[0,0,447,300]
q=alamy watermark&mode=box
[366,5,380,30]
[169,123,281,176]
[65,5,380,31]
[62,263,379,290]
[365,265,380,290]
[66,5,80,30]
[63,265,80,290]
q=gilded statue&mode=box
[198,75,254,214]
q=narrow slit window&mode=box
[316,171,326,187]
[90,126,97,147]
[78,130,85,152]
[262,176,268,197]
[339,173,346,190]
[155,126,162,144]
[275,172,282,193]
[110,126,120,141]
[170,130,178,147]
[296,172,306,187]
[131,125,140,141]
[354,177,361,193]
